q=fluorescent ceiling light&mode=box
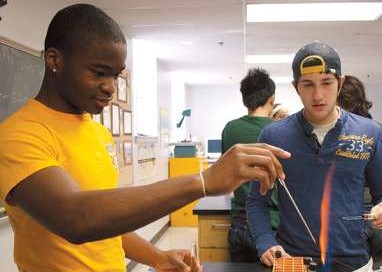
[245,54,294,64]
[247,2,382,22]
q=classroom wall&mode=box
[185,84,245,151]
[132,59,171,243]
[365,83,382,123]
[186,81,381,153]
[185,83,303,150]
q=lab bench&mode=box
[193,195,231,262]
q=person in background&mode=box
[337,75,382,261]
[337,75,373,119]
[247,42,382,271]
[221,68,277,262]
[271,103,290,121]
[0,4,291,272]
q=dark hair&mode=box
[240,68,275,111]
[45,4,126,54]
[338,75,372,118]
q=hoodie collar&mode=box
[297,107,347,136]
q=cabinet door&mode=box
[169,158,205,177]
[199,248,230,262]
[169,158,206,226]
[199,216,230,248]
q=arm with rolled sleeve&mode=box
[246,180,278,257]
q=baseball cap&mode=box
[292,42,341,82]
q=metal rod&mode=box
[341,215,363,221]
[278,178,317,245]
[191,242,198,259]
[342,214,376,221]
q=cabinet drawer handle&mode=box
[211,223,230,229]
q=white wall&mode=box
[186,84,245,148]
[365,83,382,123]
[134,61,172,243]
[186,82,303,150]
[273,83,304,114]
[170,73,187,143]
[130,51,171,244]
[158,62,172,121]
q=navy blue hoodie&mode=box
[247,109,382,270]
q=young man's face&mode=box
[55,41,127,114]
[295,73,343,125]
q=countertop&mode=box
[192,195,231,215]
[202,262,270,272]
[149,262,270,272]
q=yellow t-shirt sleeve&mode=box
[0,122,60,200]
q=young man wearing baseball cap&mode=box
[246,42,382,271]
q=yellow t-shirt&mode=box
[0,99,125,272]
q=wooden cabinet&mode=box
[193,195,232,262]
[169,158,208,227]
[198,215,231,262]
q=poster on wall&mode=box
[123,110,132,135]
[111,103,120,136]
[117,76,127,102]
[116,141,124,168]
[102,105,111,132]
[123,141,132,165]
[92,114,102,124]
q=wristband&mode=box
[199,172,207,197]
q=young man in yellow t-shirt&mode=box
[0,4,290,272]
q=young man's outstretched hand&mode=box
[203,143,291,196]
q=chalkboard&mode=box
[0,42,44,122]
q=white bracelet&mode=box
[199,171,207,197]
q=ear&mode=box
[44,48,63,75]
[292,80,299,95]
[268,94,275,106]
[337,75,345,96]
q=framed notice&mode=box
[123,141,132,165]
[102,105,111,132]
[117,76,127,102]
[116,141,124,168]
[111,103,120,136]
[92,114,102,124]
[123,110,132,135]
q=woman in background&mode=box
[337,75,373,118]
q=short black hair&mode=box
[45,4,126,54]
[240,68,275,111]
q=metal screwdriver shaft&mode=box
[278,178,317,245]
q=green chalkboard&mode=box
[0,42,44,122]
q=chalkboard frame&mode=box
[0,36,42,58]
[0,36,44,122]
